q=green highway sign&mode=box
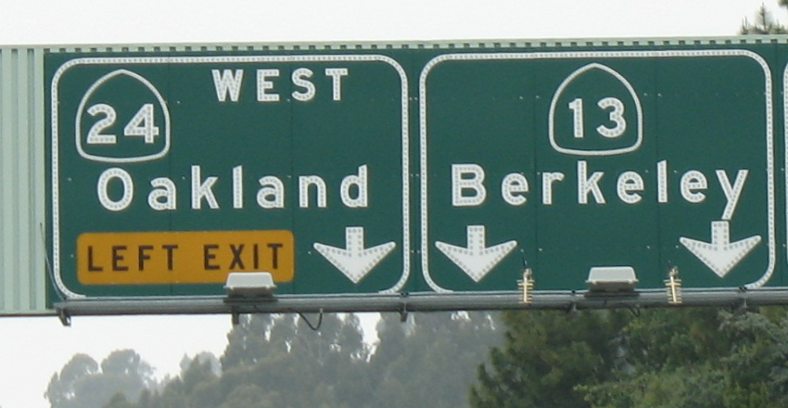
[48,54,410,298]
[420,49,774,292]
[44,41,788,301]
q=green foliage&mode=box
[45,350,153,408]
[368,312,500,408]
[218,312,500,407]
[48,306,788,407]
[47,312,501,408]
[45,354,99,408]
[471,307,788,408]
[104,393,136,408]
[741,4,788,34]
[219,384,277,408]
[470,310,627,408]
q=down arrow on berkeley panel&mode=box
[435,225,517,282]
[680,220,761,278]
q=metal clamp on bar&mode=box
[518,267,535,304]
[57,307,71,327]
[665,267,682,305]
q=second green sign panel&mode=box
[421,50,774,292]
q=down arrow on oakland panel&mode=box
[679,220,761,278]
[436,225,518,282]
[314,227,396,284]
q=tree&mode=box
[130,313,373,407]
[45,350,154,408]
[104,393,136,408]
[45,354,99,408]
[741,3,788,34]
[220,314,275,370]
[370,312,502,408]
[101,350,155,395]
[219,384,278,408]
[578,308,728,408]
[80,312,501,408]
[467,308,788,408]
[581,308,788,408]
[470,310,626,408]
[180,352,221,377]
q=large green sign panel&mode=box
[421,50,773,292]
[46,42,784,299]
[49,54,409,297]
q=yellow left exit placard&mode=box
[77,230,294,285]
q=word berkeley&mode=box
[452,160,748,219]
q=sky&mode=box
[0,0,786,407]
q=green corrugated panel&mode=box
[0,47,47,314]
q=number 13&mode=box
[568,97,626,139]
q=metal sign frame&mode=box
[22,36,788,316]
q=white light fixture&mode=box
[224,272,277,298]
[586,266,638,293]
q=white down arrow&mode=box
[435,225,517,282]
[679,220,761,278]
[314,227,396,284]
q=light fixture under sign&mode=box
[224,272,277,298]
[586,266,638,294]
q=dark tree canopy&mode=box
[470,308,788,408]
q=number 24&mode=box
[86,103,160,145]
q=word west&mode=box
[96,164,369,212]
[452,160,748,219]
[211,67,349,103]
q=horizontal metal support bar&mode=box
[52,288,788,318]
